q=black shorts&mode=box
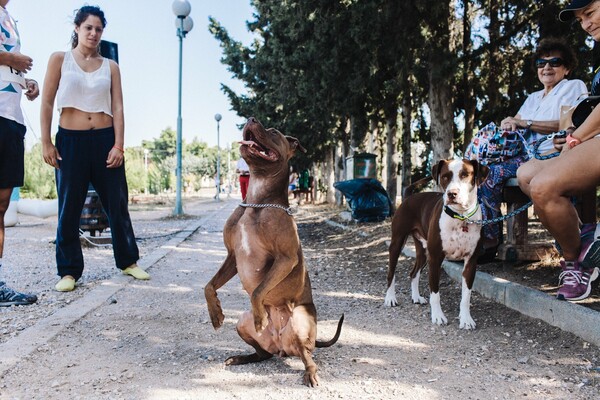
[0,116,26,189]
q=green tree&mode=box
[22,142,56,199]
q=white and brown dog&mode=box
[384,159,489,329]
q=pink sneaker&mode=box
[579,224,600,269]
[556,261,599,301]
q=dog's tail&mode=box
[315,314,344,348]
[402,176,433,198]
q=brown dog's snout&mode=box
[247,117,257,124]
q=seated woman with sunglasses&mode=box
[468,37,586,261]
[518,0,600,302]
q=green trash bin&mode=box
[345,153,376,180]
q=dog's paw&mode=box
[303,369,319,387]
[206,301,225,329]
[429,292,446,325]
[384,293,398,307]
[430,309,448,326]
[384,299,398,307]
[384,285,399,307]
[459,314,476,330]
[412,295,427,305]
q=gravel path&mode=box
[0,193,598,399]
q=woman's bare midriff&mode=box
[59,108,113,130]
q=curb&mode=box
[0,202,233,377]
[403,246,600,347]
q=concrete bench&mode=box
[498,178,597,261]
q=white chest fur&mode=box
[438,210,481,261]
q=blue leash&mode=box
[532,130,567,160]
[468,130,567,225]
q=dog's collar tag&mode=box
[444,204,479,222]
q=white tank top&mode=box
[56,50,112,116]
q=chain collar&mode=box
[239,202,294,216]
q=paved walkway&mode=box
[0,195,236,373]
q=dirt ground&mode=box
[0,197,599,399]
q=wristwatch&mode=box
[526,119,533,128]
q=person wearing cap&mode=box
[517,0,600,301]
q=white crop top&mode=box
[56,50,112,116]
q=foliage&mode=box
[21,142,56,199]
[208,0,598,193]
[21,131,237,198]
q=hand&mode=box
[24,79,39,101]
[42,142,62,169]
[500,117,521,131]
[553,136,566,152]
[10,53,33,72]
[106,147,124,168]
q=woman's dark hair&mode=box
[70,5,107,49]
[532,37,578,72]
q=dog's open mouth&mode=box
[240,128,279,162]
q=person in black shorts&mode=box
[0,0,40,306]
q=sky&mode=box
[8,0,256,150]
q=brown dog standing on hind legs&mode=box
[204,117,344,387]
[384,159,489,329]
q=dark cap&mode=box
[559,0,595,22]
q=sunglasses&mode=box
[536,57,564,68]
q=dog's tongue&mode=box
[239,140,257,147]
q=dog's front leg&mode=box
[204,252,237,330]
[459,257,477,329]
[428,254,448,325]
[251,254,298,333]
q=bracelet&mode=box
[565,134,581,149]
[113,145,125,153]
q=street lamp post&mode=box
[226,142,231,198]
[172,0,193,216]
[143,148,149,195]
[214,113,222,202]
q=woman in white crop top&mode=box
[39,5,149,292]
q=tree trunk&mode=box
[322,148,336,204]
[385,108,398,211]
[425,0,454,163]
[487,0,501,115]
[428,66,454,162]
[335,142,344,206]
[401,93,412,200]
[461,0,476,152]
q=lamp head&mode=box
[174,16,193,35]
[172,0,191,18]
[214,113,222,122]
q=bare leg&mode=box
[0,188,12,259]
[524,143,600,259]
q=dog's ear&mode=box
[468,160,489,186]
[431,160,447,186]
[286,136,307,153]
